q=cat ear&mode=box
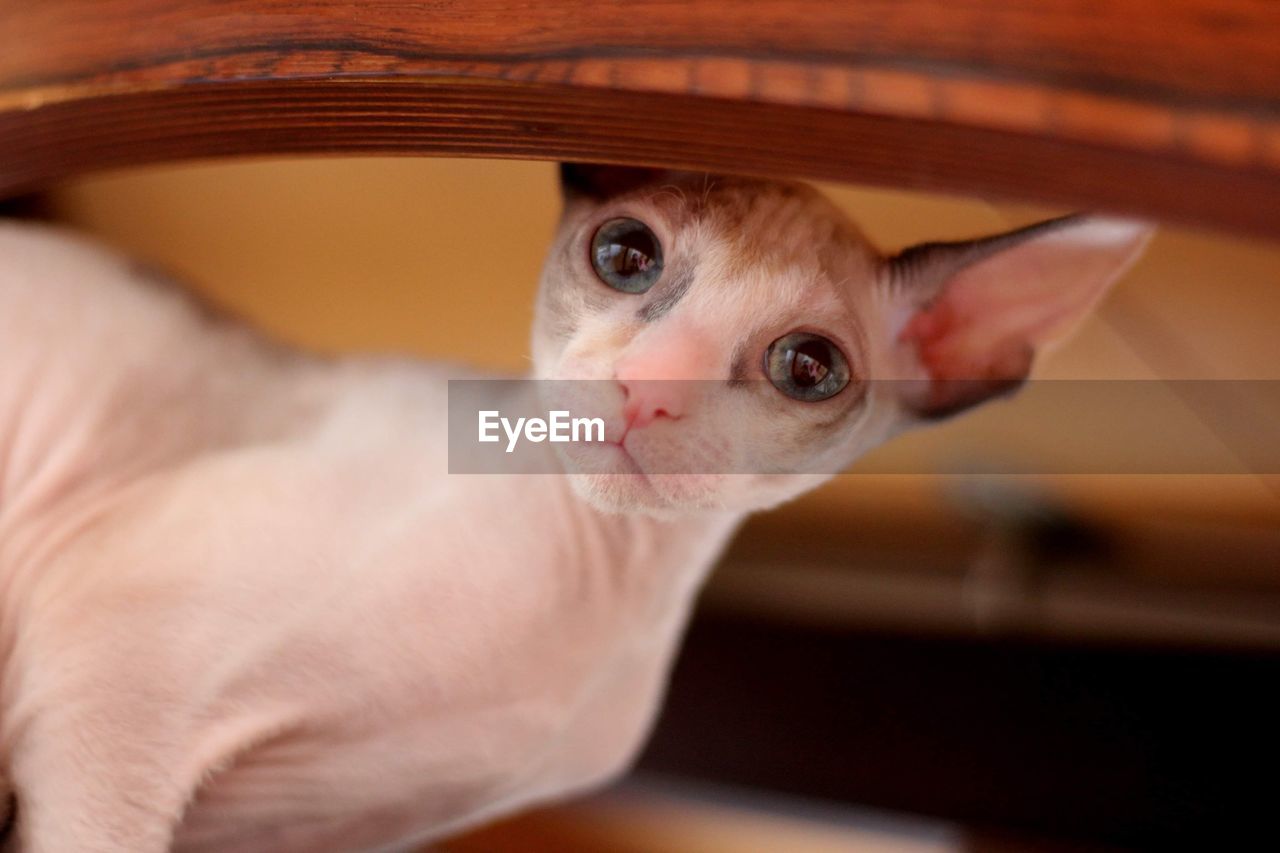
[887,214,1153,420]
[559,163,678,200]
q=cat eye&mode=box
[765,332,850,402]
[590,218,663,293]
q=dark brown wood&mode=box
[2,1,1279,236]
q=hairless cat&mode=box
[0,165,1150,851]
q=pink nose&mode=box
[619,379,690,429]
[613,323,713,431]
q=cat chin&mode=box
[567,471,731,516]
[566,471,819,517]
[556,446,827,515]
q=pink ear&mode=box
[891,215,1152,418]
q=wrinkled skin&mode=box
[0,169,1148,851]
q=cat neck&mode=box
[552,482,745,626]
[440,370,747,616]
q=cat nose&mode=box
[618,379,689,429]
[612,323,715,430]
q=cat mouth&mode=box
[604,439,645,474]
[563,437,650,479]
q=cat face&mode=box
[532,166,1151,516]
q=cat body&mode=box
[0,167,1149,851]
[0,222,735,851]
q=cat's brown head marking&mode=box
[532,164,1152,515]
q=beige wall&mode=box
[45,157,1280,525]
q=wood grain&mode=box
[2,1,1279,236]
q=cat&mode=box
[0,164,1150,851]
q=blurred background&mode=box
[24,157,1280,850]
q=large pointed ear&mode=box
[887,214,1153,420]
[559,162,680,201]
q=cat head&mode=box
[532,164,1151,516]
